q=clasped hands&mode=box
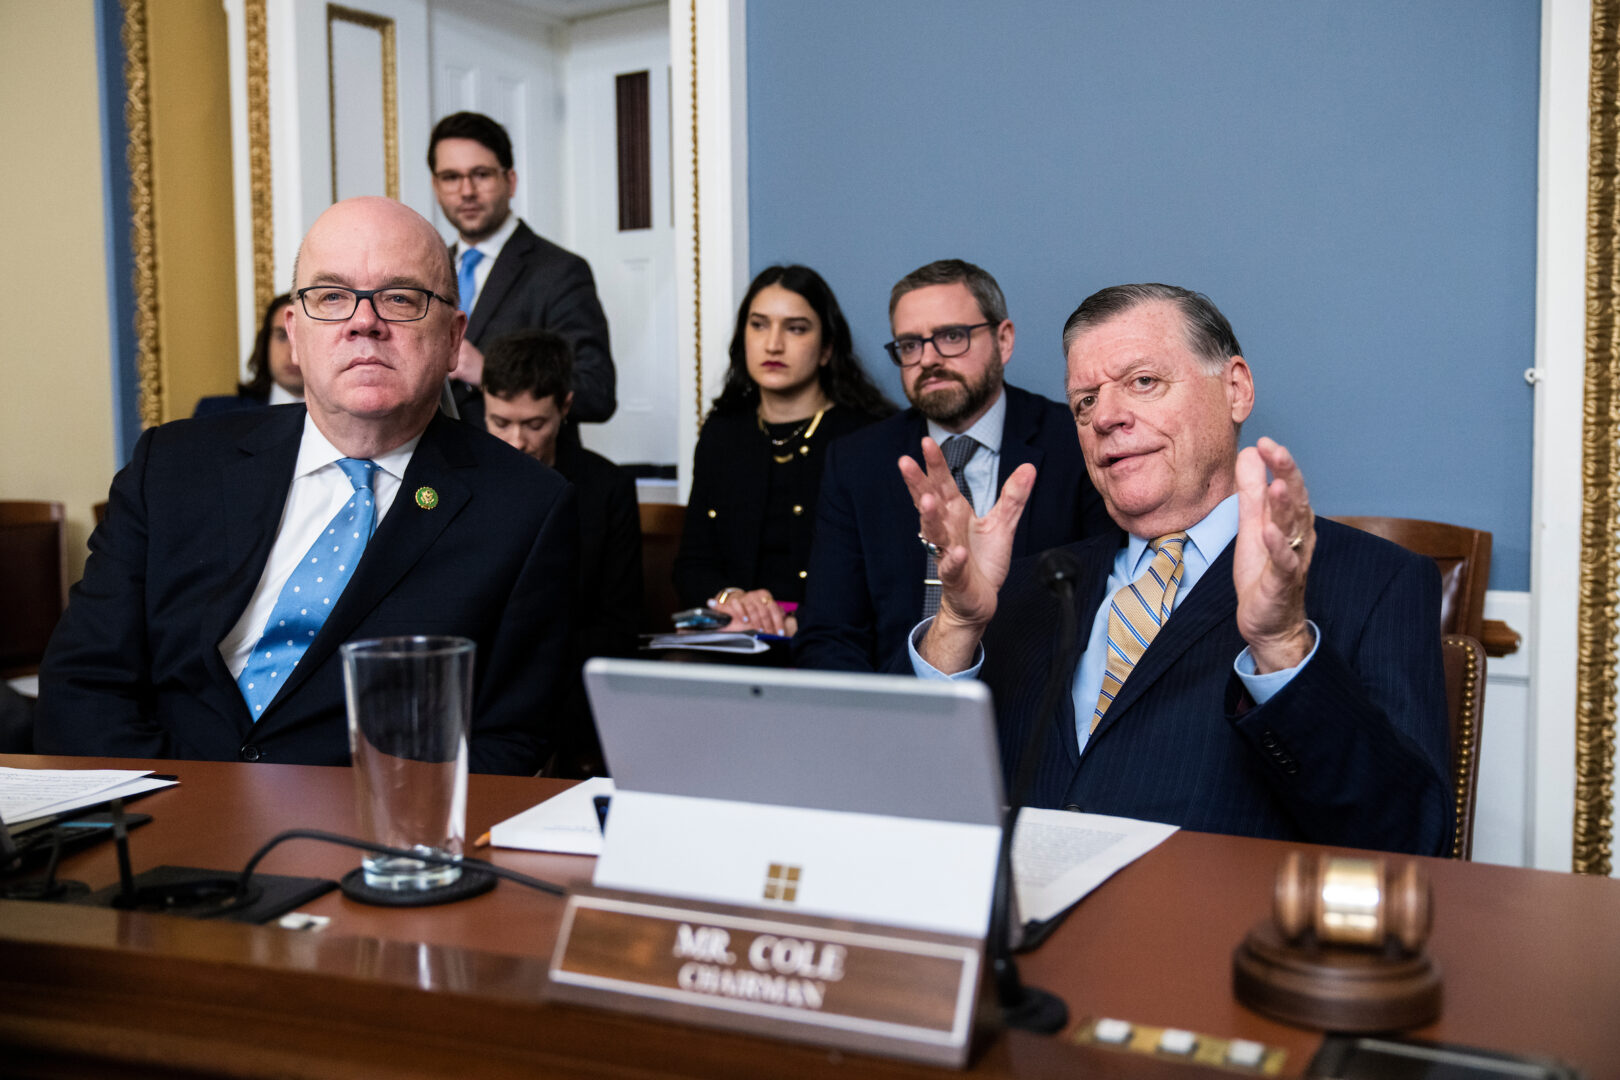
[900,435,1316,676]
[709,587,797,637]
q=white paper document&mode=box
[0,767,177,829]
[490,776,615,855]
[1010,809,1177,925]
[639,632,770,655]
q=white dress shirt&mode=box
[924,386,1007,516]
[219,415,420,678]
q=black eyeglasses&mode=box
[433,167,505,188]
[295,286,456,323]
[884,322,995,366]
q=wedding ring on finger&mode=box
[918,532,944,559]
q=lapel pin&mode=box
[415,486,439,510]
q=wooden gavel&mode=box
[1272,851,1431,954]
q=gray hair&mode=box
[1061,283,1241,374]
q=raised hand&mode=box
[1233,436,1316,673]
[898,437,1036,672]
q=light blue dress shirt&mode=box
[925,389,1006,516]
[909,494,1319,756]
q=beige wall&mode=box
[0,2,115,581]
[148,0,239,423]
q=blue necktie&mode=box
[237,458,378,719]
[457,248,484,313]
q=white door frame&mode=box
[670,0,748,503]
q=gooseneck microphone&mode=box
[987,547,1082,1033]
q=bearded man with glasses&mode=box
[793,259,1110,672]
[37,197,577,776]
[429,111,615,432]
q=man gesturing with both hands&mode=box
[902,283,1450,855]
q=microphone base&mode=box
[1000,984,1069,1034]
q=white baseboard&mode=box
[1472,590,1531,867]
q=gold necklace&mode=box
[758,407,827,464]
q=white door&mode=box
[564,4,677,468]
[426,5,564,243]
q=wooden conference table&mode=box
[1,755,1617,1079]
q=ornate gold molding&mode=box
[246,0,274,308]
[326,4,399,203]
[1578,0,1620,875]
[122,0,161,429]
[689,0,702,429]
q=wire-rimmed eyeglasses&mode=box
[884,322,995,366]
[294,286,456,323]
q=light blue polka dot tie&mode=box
[237,458,378,720]
[457,248,484,313]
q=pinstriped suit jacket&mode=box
[975,518,1452,855]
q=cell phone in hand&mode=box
[672,607,729,631]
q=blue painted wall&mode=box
[747,1,1539,590]
[96,0,139,464]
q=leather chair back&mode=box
[638,502,685,635]
[1331,516,1491,640]
[1442,633,1486,859]
[0,501,67,678]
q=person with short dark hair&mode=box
[194,293,302,416]
[792,259,1109,670]
[429,110,615,429]
[674,266,894,636]
[901,282,1450,854]
[483,328,640,775]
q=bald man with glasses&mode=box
[37,197,577,775]
[793,259,1109,672]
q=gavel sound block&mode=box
[1232,851,1441,1032]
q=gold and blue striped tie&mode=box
[1092,533,1189,732]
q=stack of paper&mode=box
[0,768,177,832]
[489,776,614,855]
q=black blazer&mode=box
[193,389,268,418]
[793,384,1110,672]
[550,438,642,771]
[973,519,1452,855]
[454,220,615,425]
[673,405,882,607]
[35,406,577,775]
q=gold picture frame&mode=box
[1578,0,1620,876]
[326,4,399,203]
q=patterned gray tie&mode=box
[922,435,979,619]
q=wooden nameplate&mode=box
[545,886,988,1068]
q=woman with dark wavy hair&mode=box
[674,265,895,635]
[193,293,302,417]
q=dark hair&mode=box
[428,111,513,172]
[242,293,292,397]
[710,265,896,419]
[482,329,574,404]
[888,259,1008,325]
[1062,283,1242,373]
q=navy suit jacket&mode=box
[35,406,577,775]
[454,220,615,426]
[974,518,1452,855]
[793,384,1109,672]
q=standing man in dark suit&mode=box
[482,328,642,776]
[429,111,616,429]
[793,260,1109,672]
[903,283,1450,854]
[36,197,576,775]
